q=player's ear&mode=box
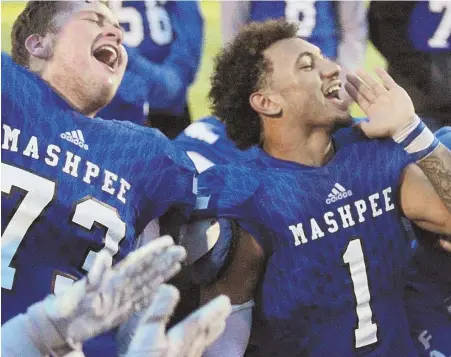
[24,34,53,60]
[249,91,282,117]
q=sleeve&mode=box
[2,313,46,357]
[1,308,78,357]
[135,138,198,235]
[336,2,368,78]
[122,2,204,115]
[221,1,251,44]
[194,164,272,253]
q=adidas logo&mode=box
[326,183,353,204]
[60,130,89,150]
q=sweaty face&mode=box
[263,38,350,126]
[44,1,127,115]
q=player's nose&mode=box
[320,58,341,80]
[102,23,124,45]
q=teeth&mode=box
[325,84,341,96]
[94,45,118,65]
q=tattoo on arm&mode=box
[417,144,451,211]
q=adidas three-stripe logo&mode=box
[326,183,353,204]
[60,130,89,150]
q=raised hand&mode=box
[24,235,186,356]
[345,68,416,138]
[125,285,232,357]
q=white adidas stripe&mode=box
[334,183,346,192]
[77,130,85,142]
[332,188,340,195]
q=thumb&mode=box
[126,285,180,357]
[86,251,111,288]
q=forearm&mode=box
[1,307,76,357]
[221,1,250,44]
[337,1,368,75]
[416,144,451,212]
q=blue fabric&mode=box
[250,1,339,59]
[1,53,197,356]
[195,127,417,356]
[99,1,203,123]
[405,126,451,357]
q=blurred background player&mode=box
[404,126,451,357]
[99,1,203,138]
[221,1,368,103]
[369,1,451,132]
[2,1,197,355]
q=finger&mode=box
[187,295,232,328]
[374,67,398,90]
[203,320,227,347]
[141,284,180,324]
[439,239,451,253]
[356,69,387,97]
[126,285,180,357]
[345,73,377,103]
[344,82,370,113]
[87,250,111,287]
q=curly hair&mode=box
[209,19,298,149]
[11,1,110,68]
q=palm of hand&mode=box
[345,68,415,138]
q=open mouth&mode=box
[93,44,119,71]
[324,84,341,100]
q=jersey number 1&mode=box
[1,163,126,292]
[343,238,378,348]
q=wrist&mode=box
[26,299,82,357]
[392,115,440,162]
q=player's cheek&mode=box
[120,46,128,69]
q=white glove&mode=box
[125,284,232,357]
[26,236,186,356]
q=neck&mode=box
[41,70,99,118]
[262,118,335,167]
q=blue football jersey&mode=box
[99,0,203,123]
[196,128,418,356]
[408,1,451,52]
[1,53,197,324]
[250,1,339,59]
[173,116,256,173]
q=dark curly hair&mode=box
[11,1,110,68]
[209,19,298,149]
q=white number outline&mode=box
[428,1,451,49]
[285,0,317,38]
[343,238,378,349]
[1,164,126,292]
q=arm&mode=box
[221,1,251,45]
[336,1,368,77]
[400,162,451,235]
[201,226,266,357]
[344,68,451,235]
